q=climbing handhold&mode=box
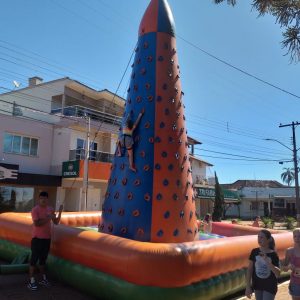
[120,227,127,234]
[134,179,141,186]
[108,224,113,232]
[137,228,144,236]
[147,95,153,102]
[143,165,150,171]
[144,193,151,201]
[118,208,125,216]
[132,210,140,217]
[156,193,162,200]
[157,230,164,237]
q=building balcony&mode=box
[194,175,215,186]
[69,149,114,163]
[52,105,122,126]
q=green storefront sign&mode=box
[62,161,79,178]
[195,187,239,202]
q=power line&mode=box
[199,154,287,162]
[0,40,109,90]
[196,147,289,161]
[177,34,300,100]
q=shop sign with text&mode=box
[62,161,79,178]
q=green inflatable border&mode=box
[0,238,271,299]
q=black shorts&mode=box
[121,135,133,150]
[30,238,51,266]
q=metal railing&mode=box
[194,175,215,186]
[69,149,114,163]
[51,105,122,126]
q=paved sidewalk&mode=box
[0,271,291,300]
[0,273,96,300]
[236,280,291,300]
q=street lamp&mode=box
[265,138,300,226]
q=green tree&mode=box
[281,167,295,186]
[213,0,300,63]
[9,190,16,211]
[212,172,225,221]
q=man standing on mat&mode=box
[28,191,63,290]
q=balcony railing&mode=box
[69,149,114,163]
[194,175,215,186]
[52,105,122,126]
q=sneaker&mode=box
[27,282,38,291]
[38,279,51,287]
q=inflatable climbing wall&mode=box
[100,0,198,243]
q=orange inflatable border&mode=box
[0,212,293,288]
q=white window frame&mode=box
[3,132,39,157]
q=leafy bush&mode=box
[261,217,274,229]
[285,216,296,230]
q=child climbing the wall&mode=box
[116,108,144,172]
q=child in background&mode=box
[252,216,261,228]
[282,228,300,300]
[245,229,280,300]
[202,213,212,234]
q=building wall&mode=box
[70,129,87,150]
[51,127,72,175]
[64,188,81,211]
[190,159,206,183]
[226,186,296,219]
[0,79,68,121]
[0,114,53,174]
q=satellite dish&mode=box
[13,80,21,88]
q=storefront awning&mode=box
[194,186,240,203]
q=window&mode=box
[0,186,34,212]
[3,133,38,157]
[251,202,259,211]
[89,141,98,160]
[76,138,85,160]
[76,138,85,149]
[76,138,98,160]
[274,198,285,208]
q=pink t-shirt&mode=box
[31,205,54,239]
[291,249,300,285]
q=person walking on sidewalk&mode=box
[27,191,63,291]
[245,229,281,300]
[282,228,300,300]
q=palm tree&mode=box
[281,168,295,186]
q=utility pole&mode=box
[82,114,90,211]
[279,121,300,226]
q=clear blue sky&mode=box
[0,0,299,184]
